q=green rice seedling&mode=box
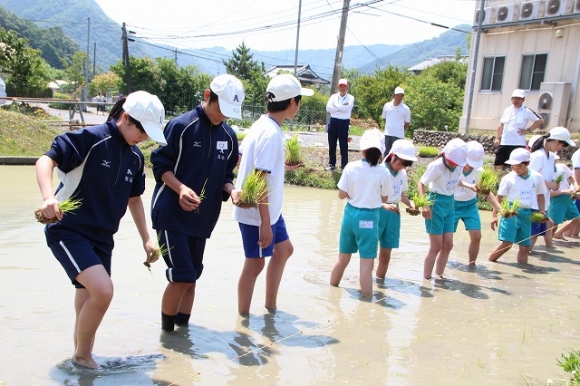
[405,207,421,216]
[476,167,500,195]
[418,146,439,158]
[237,132,247,142]
[34,197,82,224]
[146,240,171,270]
[285,135,303,166]
[499,198,521,218]
[239,169,269,208]
[531,211,549,223]
[554,173,564,185]
[411,193,433,209]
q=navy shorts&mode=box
[494,145,524,167]
[530,210,548,237]
[157,230,206,283]
[239,215,289,258]
[45,227,112,288]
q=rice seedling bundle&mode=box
[531,211,549,223]
[34,198,82,224]
[411,193,433,209]
[285,135,303,166]
[477,168,500,195]
[499,198,521,218]
[554,173,564,185]
[239,170,268,208]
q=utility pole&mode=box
[174,48,178,65]
[93,42,96,79]
[293,0,303,76]
[330,0,350,95]
[122,22,132,93]
[84,17,90,105]
[465,0,486,133]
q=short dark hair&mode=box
[209,89,219,104]
[365,147,382,166]
[266,93,301,113]
[127,114,146,133]
[107,97,127,121]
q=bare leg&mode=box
[330,253,352,287]
[543,219,554,247]
[516,245,531,264]
[177,284,195,315]
[238,258,265,315]
[265,239,293,311]
[376,248,392,279]
[73,265,114,369]
[434,232,454,276]
[467,230,482,265]
[554,218,580,239]
[359,258,375,297]
[488,241,513,262]
[161,282,195,315]
[423,234,443,279]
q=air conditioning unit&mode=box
[546,0,565,16]
[496,4,517,22]
[474,7,493,25]
[535,82,571,128]
[520,1,543,20]
[562,0,580,14]
[575,0,580,13]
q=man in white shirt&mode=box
[493,89,543,170]
[381,86,411,156]
[325,78,355,171]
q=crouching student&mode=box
[418,138,468,280]
[489,148,547,264]
[454,141,501,266]
[376,139,417,279]
[551,160,580,240]
[330,129,393,297]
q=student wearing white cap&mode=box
[330,129,393,296]
[150,74,245,331]
[233,74,313,315]
[375,139,417,279]
[35,90,166,368]
[381,86,411,156]
[453,141,501,265]
[493,89,543,170]
[418,138,468,279]
[550,156,580,241]
[325,78,355,171]
[563,147,580,238]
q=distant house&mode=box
[265,65,329,88]
[408,55,468,75]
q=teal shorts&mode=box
[339,203,380,258]
[453,197,481,231]
[425,192,455,235]
[498,207,531,246]
[549,194,580,225]
[378,205,400,249]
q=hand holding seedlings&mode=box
[144,242,167,270]
[35,197,82,224]
[178,185,200,212]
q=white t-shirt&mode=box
[497,169,547,209]
[420,158,463,196]
[233,114,285,226]
[326,93,355,120]
[384,163,408,204]
[529,149,556,208]
[499,105,541,146]
[572,148,580,169]
[455,167,483,202]
[381,101,411,138]
[554,163,573,191]
[337,160,392,209]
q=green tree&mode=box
[88,72,121,97]
[223,42,268,109]
[421,60,467,90]
[110,56,165,96]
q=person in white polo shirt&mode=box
[326,78,355,171]
[381,86,411,156]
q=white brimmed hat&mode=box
[210,74,245,119]
[527,134,542,149]
[466,141,485,168]
[505,148,530,165]
[549,126,575,147]
[267,74,314,102]
[442,138,468,167]
[359,128,385,154]
[511,89,525,98]
[390,139,417,161]
[338,78,348,86]
[123,91,166,145]
[394,86,405,95]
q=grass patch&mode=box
[557,350,580,385]
[418,146,439,158]
[0,109,63,156]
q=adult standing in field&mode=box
[325,78,354,171]
[94,91,106,115]
[493,89,543,170]
[35,91,166,368]
[381,86,411,156]
[150,74,244,332]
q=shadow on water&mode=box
[494,260,561,275]
[376,277,434,298]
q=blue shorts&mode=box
[239,214,289,258]
[157,230,206,283]
[549,195,580,225]
[530,209,548,237]
[425,192,455,235]
[498,208,531,246]
[339,203,380,258]
[378,205,400,249]
[454,198,481,231]
[45,227,112,288]
[576,199,580,212]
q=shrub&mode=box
[418,146,439,157]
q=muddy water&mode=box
[1,165,579,385]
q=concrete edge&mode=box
[0,156,39,165]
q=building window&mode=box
[480,56,505,91]
[519,54,547,91]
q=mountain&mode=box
[358,25,472,74]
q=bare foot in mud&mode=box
[73,355,99,369]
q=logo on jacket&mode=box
[193,141,201,148]
[101,160,111,168]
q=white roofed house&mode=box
[409,55,468,75]
[265,65,330,89]
[460,0,580,133]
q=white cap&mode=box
[123,91,166,145]
[394,86,405,95]
[266,74,314,102]
[210,74,245,119]
[390,139,417,161]
[466,141,485,168]
[549,126,576,147]
[442,138,468,167]
[338,78,348,86]
[512,89,525,98]
[359,128,385,154]
[505,148,531,165]
[527,134,542,149]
